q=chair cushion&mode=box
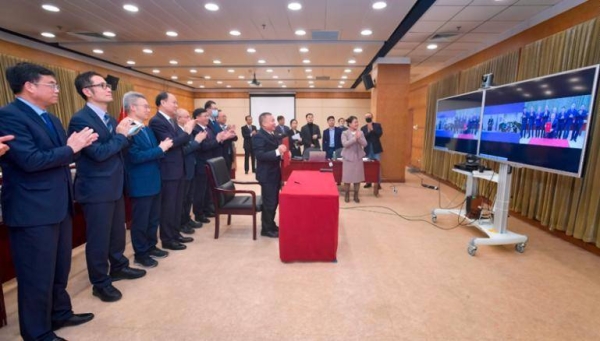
[222,195,262,211]
[218,181,236,206]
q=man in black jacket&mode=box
[361,112,383,189]
[241,115,257,174]
[300,113,321,151]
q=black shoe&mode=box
[92,284,122,302]
[196,216,210,223]
[245,171,248,175]
[260,229,279,238]
[180,224,195,234]
[252,170,256,173]
[134,256,158,268]
[364,183,372,188]
[205,212,215,218]
[376,183,382,190]
[163,241,187,250]
[110,266,147,281]
[52,313,95,331]
[51,337,67,341]
[178,235,194,243]
[149,247,169,258]
[187,220,203,228]
[273,225,279,232]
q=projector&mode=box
[250,73,261,87]
[481,73,494,88]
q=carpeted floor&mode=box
[2,159,600,340]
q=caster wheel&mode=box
[432,215,437,223]
[467,245,477,256]
[515,243,526,253]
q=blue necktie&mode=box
[103,113,114,133]
[40,112,59,143]
[140,127,152,144]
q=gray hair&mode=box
[123,91,146,113]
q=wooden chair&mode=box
[206,157,262,240]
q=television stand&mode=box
[431,163,528,256]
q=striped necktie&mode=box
[103,113,114,133]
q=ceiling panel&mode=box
[409,21,447,33]
[514,0,562,5]
[491,5,552,21]
[471,21,523,33]
[419,6,466,21]
[452,6,509,21]
[437,21,484,34]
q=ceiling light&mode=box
[266,69,273,73]
[205,3,219,11]
[126,60,136,65]
[278,81,283,84]
[226,85,231,88]
[204,76,211,79]
[247,48,256,53]
[303,59,311,64]
[361,29,372,36]
[123,4,139,12]
[341,75,348,79]
[339,81,345,84]
[348,59,356,64]
[568,77,580,83]
[217,81,223,84]
[227,69,235,73]
[573,85,586,91]
[540,84,548,88]
[338,85,343,88]
[171,76,178,80]
[273,75,279,79]
[41,32,55,38]
[344,69,352,73]
[353,47,363,53]
[166,31,178,37]
[194,48,204,53]
[213,60,221,64]
[152,69,160,74]
[42,4,60,12]
[143,48,153,54]
[288,2,302,10]
[190,69,197,73]
[295,29,306,36]
[372,1,387,10]
[308,81,314,84]
[229,30,241,36]
[309,85,315,88]
[169,60,178,65]
[427,44,438,50]
[299,47,309,53]
[92,49,104,54]
[305,69,312,72]
[238,75,245,79]
[307,75,313,79]
[282,85,287,88]
[544,90,553,95]
[187,81,193,85]
[102,31,116,38]
[200,85,205,88]
[258,59,266,64]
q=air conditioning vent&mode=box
[311,30,339,40]
[66,31,113,42]
[429,31,460,42]
[315,76,330,81]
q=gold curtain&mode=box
[0,53,133,127]
[422,17,600,248]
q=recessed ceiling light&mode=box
[247,48,256,53]
[152,69,160,74]
[273,75,279,79]
[229,30,241,36]
[282,85,287,88]
[361,29,372,36]
[205,3,219,11]
[171,76,178,80]
[278,81,283,84]
[309,85,314,88]
[258,59,266,64]
[288,2,302,10]
[305,69,312,72]
[227,69,235,73]
[190,69,197,73]
[238,75,245,79]
[226,85,231,88]
[303,59,311,64]
[217,81,223,84]
[123,4,139,12]
[348,59,356,64]
[307,75,313,79]
[187,81,193,85]
[42,4,60,12]
[573,85,585,91]
[308,81,314,84]
[213,60,221,64]
[295,29,306,36]
[341,75,348,79]
[41,32,55,38]
[299,47,309,53]
[169,60,178,65]
[338,85,343,88]
[353,47,363,53]
[204,76,211,79]
[92,49,104,54]
[427,44,438,50]
[194,48,204,53]
[266,69,273,73]
[544,90,553,95]
[247,81,252,84]
[339,81,345,84]
[143,48,153,54]
[372,1,387,10]
[126,60,136,65]
[103,31,116,38]
[166,31,178,37]
[344,69,352,73]
[200,85,205,88]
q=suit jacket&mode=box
[275,125,290,139]
[300,123,321,149]
[341,129,367,161]
[68,105,129,204]
[252,129,282,184]
[287,128,302,158]
[241,125,257,150]
[148,112,191,181]
[0,100,75,227]
[322,126,343,150]
[361,122,383,155]
[179,126,201,181]
[124,126,164,197]
[192,124,221,175]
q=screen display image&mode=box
[434,91,483,155]
[479,65,599,176]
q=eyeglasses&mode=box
[134,104,151,109]
[84,83,112,90]
[34,82,60,91]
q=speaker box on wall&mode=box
[106,75,120,91]
[362,74,375,90]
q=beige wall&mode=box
[194,97,371,153]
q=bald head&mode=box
[176,108,191,127]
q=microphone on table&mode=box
[421,183,439,190]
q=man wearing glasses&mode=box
[0,62,98,341]
[68,71,146,303]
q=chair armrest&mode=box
[214,188,258,208]
[232,180,259,185]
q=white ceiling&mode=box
[0,0,578,90]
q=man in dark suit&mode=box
[69,71,146,302]
[275,115,290,139]
[216,111,238,171]
[123,92,173,269]
[149,92,198,251]
[253,112,288,238]
[0,62,96,341]
[322,115,343,159]
[300,113,321,150]
[205,100,221,133]
[176,108,206,233]
[338,117,348,131]
[361,112,383,189]
[241,115,257,174]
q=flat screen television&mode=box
[479,65,599,177]
[433,91,484,155]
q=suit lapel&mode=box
[83,105,111,135]
[157,112,176,134]
[14,100,62,147]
